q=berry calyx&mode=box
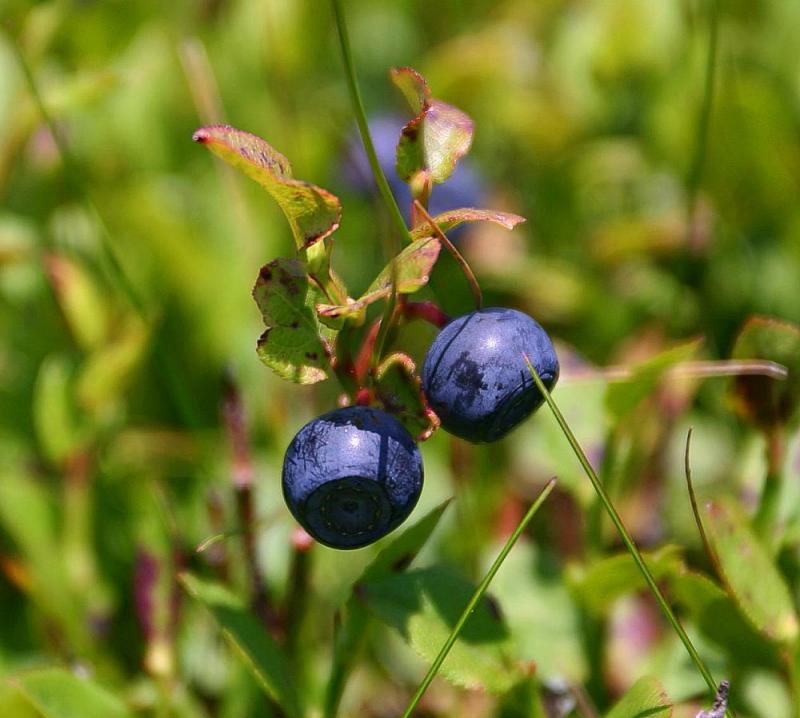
[282,406,423,549]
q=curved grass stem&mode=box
[399,478,556,718]
[330,0,411,373]
[525,358,732,715]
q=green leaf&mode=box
[669,571,780,669]
[193,125,341,249]
[491,541,587,682]
[730,315,800,430]
[702,496,799,645]
[252,258,332,384]
[44,255,110,352]
[575,546,684,616]
[390,67,474,185]
[33,355,91,465]
[317,237,440,320]
[361,566,521,693]
[604,676,672,718]
[324,502,450,718]
[9,668,132,718]
[179,574,302,718]
[409,208,526,239]
[605,339,702,420]
[375,352,434,439]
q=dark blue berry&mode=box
[341,114,484,237]
[421,308,559,443]
[282,406,424,549]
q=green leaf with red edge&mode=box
[193,125,341,249]
[252,258,333,384]
[604,676,672,718]
[730,315,800,430]
[317,236,441,320]
[375,352,437,440]
[702,496,798,646]
[390,67,474,185]
[409,208,526,240]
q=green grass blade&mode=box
[525,358,729,713]
[399,478,556,718]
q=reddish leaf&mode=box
[390,67,474,185]
[193,125,341,249]
[409,208,526,240]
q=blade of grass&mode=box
[525,358,732,716]
[330,0,410,371]
[399,478,556,718]
[684,428,721,573]
[686,0,721,237]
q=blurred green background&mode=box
[1,1,800,716]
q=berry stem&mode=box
[399,478,556,718]
[413,200,483,310]
[524,357,732,716]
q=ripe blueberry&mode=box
[282,406,424,549]
[421,308,559,443]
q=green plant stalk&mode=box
[399,478,556,718]
[525,360,729,712]
[330,0,409,372]
[686,0,721,235]
[754,426,787,543]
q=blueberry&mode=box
[341,114,484,236]
[282,406,424,549]
[421,308,559,443]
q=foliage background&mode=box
[1,0,799,716]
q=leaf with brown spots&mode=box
[408,208,526,240]
[702,496,798,645]
[317,236,441,320]
[193,125,341,249]
[252,258,333,384]
[375,352,438,440]
[390,67,474,185]
[730,315,800,430]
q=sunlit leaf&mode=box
[574,546,684,616]
[375,352,435,439]
[180,574,302,718]
[9,668,132,718]
[361,566,521,693]
[702,497,798,645]
[409,208,526,240]
[44,255,110,351]
[604,676,672,718]
[730,315,800,430]
[317,237,440,320]
[193,125,341,249]
[492,541,587,682]
[33,355,91,464]
[252,258,332,384]
[605,339,702,419]
[391,67,474,184]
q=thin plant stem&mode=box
[686,0,721,237]
[330,0,410,372]
[561,359,787,384]
[399,478,556,718]
[525,358,731,713]
[413,200,483,310]
[684,428,720,572]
